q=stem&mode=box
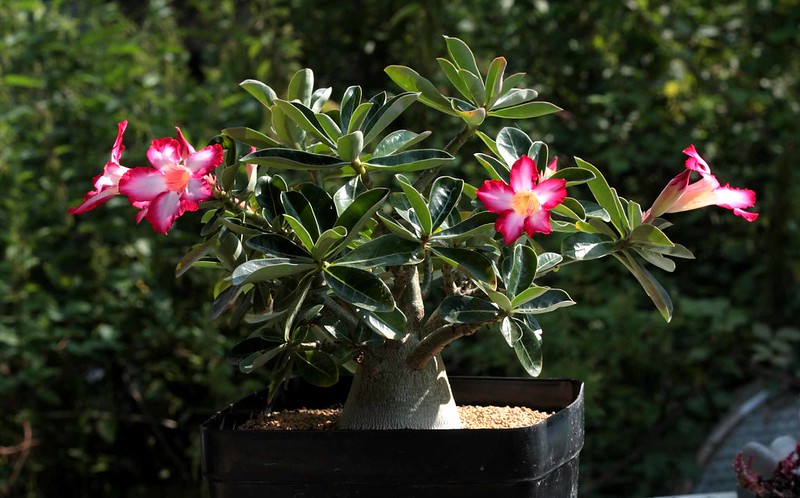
[413,123,476,193]
[420,254,433,299]
[318,293,359,329]
[407,322,481,370]
[400,264,425,333]
[214,189,269,228]
[441,264,457,296]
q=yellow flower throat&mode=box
[512,191,541,216]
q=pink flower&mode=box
[644,145,757,222]
[69,121,129,215]
[477,155,567,244]
[118,128,223,234]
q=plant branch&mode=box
[420,254,433,299]
[400,264,425,333]
[407,322,481,370]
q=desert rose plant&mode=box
[70,37,757,430]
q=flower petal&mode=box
[667,175,720,212]
[714,184,757,210]
[532,178,567,209]
[510,155,536,192]
[147,138,182,170]
[644,169,691,221]
[495,210,526,245]
[68,186,119,215]
[524,209,552,235]
[93,161,130,190]
[119,167,167,203]
[175,127,196,158]
[145,191,184,234]
[110,120,128,164]
[182,176,213,210]
[476,180,515,213]
[185,144,224,175]
[683,145,711,175]
[733,208,759,222]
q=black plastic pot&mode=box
[201,377,584,498]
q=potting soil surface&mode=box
[239,405,551,431]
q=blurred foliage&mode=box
[1,0,797,496]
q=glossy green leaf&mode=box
[513,318,543,377]
[240,79,277,107]
[492,88,539,109]
[283,214,314,252]
[484,56,507,107]
[347,102,374,134]
[450,98,486,127]
[323,265,394,312]
[384,65,455,114]
[627,200,643,228]
[562,232,617,260]
[355,307,408,340]
[439,295,498,324]
[459,68,486,106]
[243,148,348,171]
[223,127,281,149]
[527,141,548,169]
[496,127,533,167]
[488,101,562,120]
[377,213,419,242]
[175,239,215,278]
[396,174,432,236]
[372,130,432,158]
[287,68,313,106]
[486,290,513,313]
[333,176,368,215]
[231,257,316,285]
[362,92,419,146]
[648,243,695,259]
[340,86,362,131]
[629,224,674,247]
[503,244,537,296]
[433,211,495,240]
[229,337,283,361]
[515,289,575,314]
[616,252,673,322]
[239,346,285,374]
[334,188,390,248]
[634,247,676,272]
[510,286,550,308]
[389,194,421,232]
[275,100,334,147]
[315,112,342,140]
[247,233,310,258]
[549,167,597,186]
[310,87,332,112]
[500,316,522,347]
[312,226,348,261]
[501,72,527,94]
[474,152,510,182]
[255,174,286,219]
[580,200,611,221]
[551,197,587,221]
[294,350,339,387]
[281,191,320,241]
[335,234,422,268]
[336,131,363,162]
[475,130,500,158]
[429,177,464,231]
[219,217,262,236]
[436,57,472,101]
[431,246,496,288]
[535,252,563,276]
[575,157,629,236]
[297,183,337,231]
[366,149,454,172]
[443,35,481,79]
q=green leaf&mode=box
[528,141,548,169]
[515,289,575,315]
[275,100,334,147]
[287,68,314,106]
[581,200,611,221]
[648,243,695,259]
[510,286,550,308]
[450,98,486,127]
[281,191,320,241]
[366,149,454,172]
[231,257,316,285]
[500,316,522,347]
[484,57,507,107]
[549,167,597,186]
[474,153,510,182]
[551,197,587,222]
[294,350,339,387]
[334,234,422,268]
[372,130,432,158]
[336,131,363,163]
[362,92,420,146]
[239,346,285,374]
[513,318,543,377]
[355,307,408,340]
[503,244,537,296]
[615,252,673,322]
[429,177,464,231]
[271,101,304,147]
[240,79,277,107]
[432,211,496,240]
[312,226,348,261]
[443,35,482,79]
[333,176,367,215]
[431,246,496,288]
[496,127,533,166]
[315,112,342,141]
[562,232,617,261]
[575,157,629,236]
[629,224,675,247]
[229,337,283,361]
[223,127,281,148]
[439,295,498,324]
[247,233,311,258]
[340,86,362,131]
[243,148,348,171]
[310,87,332,112]
[384,65,454,114]
[175,239,215,278]
[255,174,286,220]
[459,68,486,106]
[297,183,337,231]
[535,252,563,276]
[488,101,563,120]
[491,88,539,109]
[323,265,394,312]
[475,130,500,157]
[378,213,419,242]
[486,290,513,313]
[396,174,432,236]
[436,57,473,101]
[501,72,527,94]
[347,102,374,134]
[634,247,676,272]
[390,195,421,233]
[627,200,643,228]
[283,214,315,252]
[334,188,390,248]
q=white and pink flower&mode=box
[69,121,130,215]
[118,128,224,234]
[645,145,757,222]
[477,155,567,244]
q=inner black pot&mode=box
[201,376,584,498]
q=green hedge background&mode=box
[2,1,798,496]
